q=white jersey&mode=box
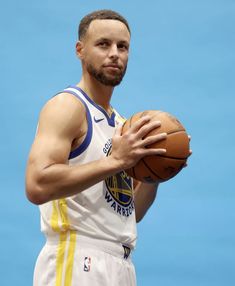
[39,86,137,248]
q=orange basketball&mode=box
[121,110,190,183]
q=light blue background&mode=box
[1,1,234,285]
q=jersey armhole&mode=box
[57,90,93,159]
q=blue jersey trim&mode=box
[62,89,93,159]
[70,86,116,127]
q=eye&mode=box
[118,43,129,51]
[97,41,109,48]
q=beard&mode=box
[86,62,127,87]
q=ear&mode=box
[76,41,84,59]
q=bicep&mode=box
[28,131,71,171]
[26,94,86,177]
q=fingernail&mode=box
[154,120,161,125]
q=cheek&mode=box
[84,49,105,66]
[121,53,129,66]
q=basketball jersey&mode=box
[39,86,137,248]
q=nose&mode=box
[108,44,119,60]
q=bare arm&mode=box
[134,147,192,222]
[26,93,167,204]
[26,93,122,204]
[134,181,159,223]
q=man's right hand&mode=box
[110,116,167,170]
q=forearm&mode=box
[26,156,122,204]
[134,181,159,222]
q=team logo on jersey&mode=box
[105,172,133,206]
[103,140,134,217]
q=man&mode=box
[26,10,168,286]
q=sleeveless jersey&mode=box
[39,86,137,248]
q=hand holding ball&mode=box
[121,110,190,183]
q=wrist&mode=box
[103,155,124,174]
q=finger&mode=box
[188,149,193,157]
[184,149,192,167]
[136,120,162,139]
[142,148,166,156]
[141,132,167,147]
[183,162,188,168]
[130,115,151,133]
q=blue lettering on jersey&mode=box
[103,139,135,217]
[103,138,112,155]
[104,190,135,217]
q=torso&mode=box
[39,86,137,248]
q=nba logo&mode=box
[84,257,91,272]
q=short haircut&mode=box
[78,9,130,40]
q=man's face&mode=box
[79,19,130,86]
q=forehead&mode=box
[85,19,130,42]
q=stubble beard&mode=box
[86,63,127,87]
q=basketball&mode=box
[121,110,190,183]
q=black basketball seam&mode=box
[167,129,186,135]
[129,115,134,128]
[140,111,148,117]
[121,120,127,134]
[155,154,188,160]
[141,158,164,180]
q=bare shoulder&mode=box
[26,92,87,174]
[38,92,86,140]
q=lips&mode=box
[103,64,121,70]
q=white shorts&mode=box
[33,231,136,286]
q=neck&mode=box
[77,73,114,112]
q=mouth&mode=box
[103,64,121,70]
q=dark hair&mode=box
[78,9,130,40]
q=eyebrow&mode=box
[95,38,129,45]
[94,38,111,43]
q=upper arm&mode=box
[26,93,86,188]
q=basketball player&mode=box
[26,10,169,286]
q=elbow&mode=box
[25,167,54,205]
[26,193,44,206]
[26,180,49,205]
